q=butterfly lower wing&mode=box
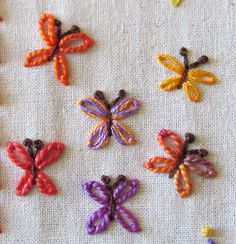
[158,129,184,159]
[36,171,57,195]
[188,69,217,84]
[111,98,139,120]
[53,54,69,85]
[83,181,110,205]
[111,120,136,145]
[87,120,110,149]
[184,154,217,177]
[87,207,110,234]
[59,32,94,53]
[157,54,184,75]
[16,171,34,196]
[174,165,192,198]
[182,80,201,102]
[114,206,141,232]
[113,179,139,204]
[144,157,176,173]
[35,142,64,170]
[78,96,109,119]
[24,48,53,67]
[158,77,181,91]
[38,13,58,47]
[6,142,33,170]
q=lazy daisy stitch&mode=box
[24,13,94,85]
[83,175,141,234]
[78,90,139,149]
[144,129,216,197]
[157,47,217,102]
[7,139,64,196]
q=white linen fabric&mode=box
[0,0,235,243]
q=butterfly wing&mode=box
[184,154,217,177]
[16,171,34,196]
[114,206,141,232]
[111,97,139,120]
[157,53,184,75]
[111,120,136,145]
[174,164,192,198]
[158,77,181,91]
[188,69,217,84]
[6,142,33,170]
[113,179,139,204]
[158,129,184,159]
[182,80,201,102]
[53,53,69,85]
[59,32,94,53]
[78,96,109,119]
[144,157,176,173]
[87,207,110,234]
[35,142,64,170]
[82,181,110,205]
[38,13,58,47]
[36,171,57,195]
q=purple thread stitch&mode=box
[83,175,141,234]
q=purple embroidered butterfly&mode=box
[83,175,141,234]
[78,90,139,149]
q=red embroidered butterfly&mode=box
[24,13,94,85]
[6,139,64,196]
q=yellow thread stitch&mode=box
[170,0,181,7]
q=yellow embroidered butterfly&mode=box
[157,47,217,102]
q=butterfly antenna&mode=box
[111,89,126,107]
[189,55,208,69]
[179,47,189,69]
[94,90,110,109]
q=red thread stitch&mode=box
[6,139,64,196]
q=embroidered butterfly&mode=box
[157,47,217,102]
[78,90,139,149]
[24,13,94,86]
[6,139,64,196]
[144,129,217,197]
[83,175,141,234]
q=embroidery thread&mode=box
[83,175,141,234]
[170,0,181,7]
[7,139,64,196]
[202,226,215,244]
[144,129,217,197]
[24,13,94,86]
[157,47,217,102]
[77,90,139,149]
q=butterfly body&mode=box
[144,129,217,197]
[83,175,140,234]
[78,90,139,149]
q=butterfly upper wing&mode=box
[111,120,136,145]
[83,181,110,205]
[158,129,184,159]
[144,157,176,173]
[158,77,181,91]
[111,97,139,120]
[87,120,110,149]
[38,13,58,47]
[114,206,141,232]
[113,179,139,204]
[6,142,33,170]
[157,54,184,75]
[53,53,69,85]
[184,154,217,177]
[35,142,64,170]
[78,96,109,119]
[188,69,217,84]
[16,171,34,196]
[87,207,110,234]
[59,32,94,53]
[36,171,57,195]
[182,80,201,102]
[174,164,192,198]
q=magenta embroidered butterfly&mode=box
[83,175,141,234]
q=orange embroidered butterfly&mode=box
[24,13,94,86]
[157,47,217,102]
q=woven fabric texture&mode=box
[0,0,235,243]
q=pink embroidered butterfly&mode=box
[6,139,64,196]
